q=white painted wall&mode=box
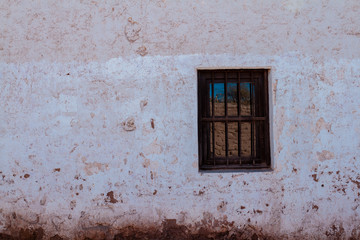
[1,1,360,239]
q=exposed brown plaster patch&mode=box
[140,100,148,110]
[84,162,109,176]
[217,201,227,212]
[122,117,136,131]
[349,177,360,189]
[70,200,76,210]
[312,174,319,182]
[112,219,269,240]
[151,118,155,129]
[171,156,178,164]
[193,190,205,196]
[40,196,46,205]
[325,224,345,239]
[317,150,334,161]
[106,191,118,203]
[69,143,79,153]
[50,234,64,240]
[315,117,332,134]
[136,46,148,56]
[144,139,162,155]
[124,17,141,42]
[139,153,150,168]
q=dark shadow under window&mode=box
[198,69,271,171]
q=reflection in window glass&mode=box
[212,122,225,157]
[240,83,254,116]
[209,83,225,116]
[241,122,252,157]
[227,83,238,116]
[228,122,238,157]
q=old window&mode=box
[198,69,271,171]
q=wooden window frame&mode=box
[198,69,271,171]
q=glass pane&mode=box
[214,122,226,157]
[240,83,254,116]
[228,122,238,157]
[241,122,252,157]
[214,83,225,116]
[227,83,238,116]
[202,122,213,165]
[254,122,261,160]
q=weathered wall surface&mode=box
[1,0,360,239]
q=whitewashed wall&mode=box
[1,1,360,239]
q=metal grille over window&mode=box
[198,69,271,171]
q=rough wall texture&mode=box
[1,0,360,239]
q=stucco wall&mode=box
[1,0,360,239]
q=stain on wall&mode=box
[0,0,360,239]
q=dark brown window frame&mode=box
[198,69,271,171]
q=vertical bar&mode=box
[206,83,210,161]
[237,71,241,164]
[225,71,228,165]
[225,72,228,117]
[211,72,215,165]
[198,71,202,167]
[225,122,228,165]
[264,70,270,166]
[212,74,214,118]
[207,122,211,160]
[255,74,262,161]
[250,72,255,164]
[250,72,253,116]
[251,122,255,164]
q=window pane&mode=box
[227,83,238,116]
[214,122,226,157]
[254,121,262,161]
[240,83,254,116]
[228,122,238,157]
[241,122,252,157]
[214,83,225,116]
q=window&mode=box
[198,69,271,171]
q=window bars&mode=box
[198,69,270,171]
